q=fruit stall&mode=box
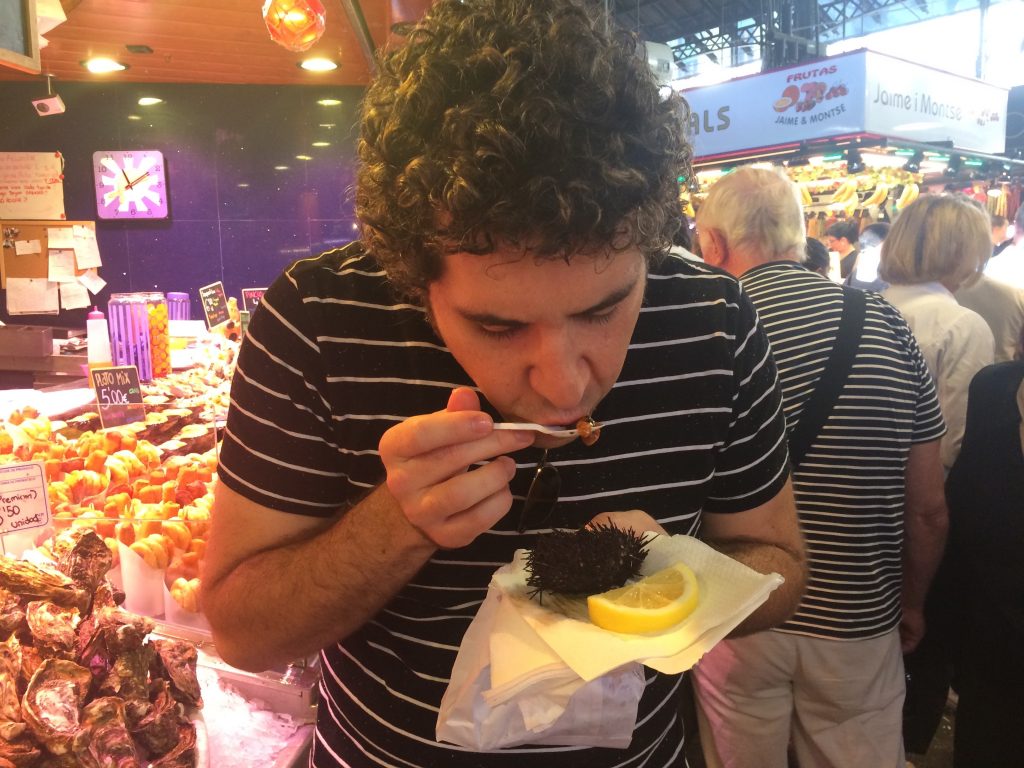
[0,331,317,767]
[679,48,1023,235]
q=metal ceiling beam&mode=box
[340,0,377,75]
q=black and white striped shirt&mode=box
[220,243,790,768]
[741,262,945,641]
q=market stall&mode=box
[0,323,316,766]
[679,49,1024,235]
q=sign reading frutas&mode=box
[92,365,146,429]
[0,461,50,538]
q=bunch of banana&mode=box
[862,182,890,207]
[829,179,859,205]
[895,183,919,211]
[799,182,813,207]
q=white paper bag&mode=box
[436,579,644,750]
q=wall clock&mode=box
[93,150,169,219]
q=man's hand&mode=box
[900,605,926,652]
[379,387,533,548]
[588,510,667,536]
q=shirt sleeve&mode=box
[218,268,354,516]
[936,312,995,471]
[704,287,791,513]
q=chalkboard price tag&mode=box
[241,287,268,312]
[199,281,230,328]
[0,461,51,540]
[92,365,146,429]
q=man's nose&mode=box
[527,330,588,412]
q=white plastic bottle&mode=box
[86,306,112,388]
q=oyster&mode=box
[147,722,195,768]
[20,658,91,755]
[0,588,24,640]
[53,530,112,595]
[72,697,140,768]
[126,680,180,757]
[0,636,24,740]
[98,646,153,703]
[150,641,202,709]
[0,734,42,766]
[26,602,80,657]
[0,558,87,612]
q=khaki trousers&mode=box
[691,629,905,768]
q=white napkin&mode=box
[491,533,784,681]
[436,533,783,749]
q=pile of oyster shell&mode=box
[0,528,202,767]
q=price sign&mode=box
[241,287,268,312]
[199,281,230,328]
[92,365,146,429]
[0,461,50,539]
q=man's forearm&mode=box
[902,501,948,613]
[204,485,436,672]
[708,536,807,634]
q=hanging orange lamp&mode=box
[262,0,327,53]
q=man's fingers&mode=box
[418,466,518,548]
[387,432,531,497]
[447,387,481,413]
[414,456,517,529]
[380,409,493,458]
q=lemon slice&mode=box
[586,562,699,634]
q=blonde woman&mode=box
[880,194,994,473]
[880,193,994,761]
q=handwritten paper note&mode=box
[5,277,59,315]
[59,281,90,310]
[47,226,74,249]
[73,225,102,268]
[47,248,76,282]
[0,152,65,220]
[78,269,107,295]
[14,239,40,255]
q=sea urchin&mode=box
[524,523,651,599]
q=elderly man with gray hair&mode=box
[691,167,949,768]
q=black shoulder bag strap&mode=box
[787,288,867,469]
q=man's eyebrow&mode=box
[456,276,640,327]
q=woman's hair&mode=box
[697,167,806,262]
[878,194,990,286]
[356,0,692,300]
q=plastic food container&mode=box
[108,293,154,381]
[142,292,171,379]
[167,292,191,321]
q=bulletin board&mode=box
[0,219,95,289]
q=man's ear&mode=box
[700,228,729,269]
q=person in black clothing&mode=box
[825,219,860,278]
[944,357,1024,766]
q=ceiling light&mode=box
[295,154,313,161]
[312,141,330,147]
[317,98,341,106]
[127,114,142,121]
[137,97,163,106]
[274,165,290,171]
[300,58,337,72]
[82,57,128,74]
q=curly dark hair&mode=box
[356,0,692,301]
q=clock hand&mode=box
[126,171,151,189]
[122,169,132,187]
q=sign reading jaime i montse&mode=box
[680,49,1007,160]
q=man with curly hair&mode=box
[203,0,805,765]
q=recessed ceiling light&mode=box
[317,98,342,106]
[300,58,337,72]
[82,57,128,73]
[138,97,163,106]
[237,183,250,189]
[318,123,336,129]
[127,114,142,121]
[274,165,290,171]
[295,154,313,161]
[312,141,331,147]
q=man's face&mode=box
[427,246,646,448]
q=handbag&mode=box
[786,288,867,469]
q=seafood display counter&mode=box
[1,333,318,766]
